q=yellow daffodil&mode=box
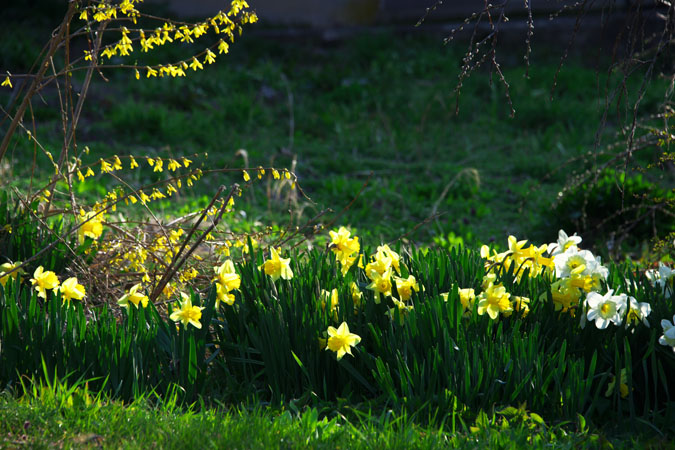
[394,275,419,302]
[30,266,60,299]
[117,283,149,308]
[215,282,236,307]
[0,261,24,287]
[477,283,512,319]
[548,278,582,313]
[388,298,414,325]
[376,244,401,275]
[214,260,241,291]
[170,293,204,329]
[365,253,391,279]
[340,252,363,276]
[326,322,361,360]
[366,269,393,304]
[260,247,293,281]
[59,277,86,306]
[320,288,339,319]
[350,282,363,308]
[504,295,530,318]
[605,368,630,399]
[458,287,476,314]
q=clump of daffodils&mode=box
[365,244,400,303]
[480,235,553,282]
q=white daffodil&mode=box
[548,229,582,256]
[585,290,627,329]
[659,315,675,351]
[624,296,651,329]
[553,247,598,279]
[646,263,674,299]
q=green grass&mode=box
[0,383,649,449]
[2,28,671,250]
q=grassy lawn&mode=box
[0,386,650,449]
[2,22,670,251]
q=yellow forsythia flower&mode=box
[78,210,103,243]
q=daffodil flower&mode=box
[30,266,60,299]
[118,283,149,308]
[326,322,361,360]
[170,293,204,329]
[59,277,86,306]
[0,261,24,287]
[260,247,293,281]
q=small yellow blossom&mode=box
[217,39,229,54]
[458,288,476,313]
[605,368,630,399]
[326,322,361,360]
[504,296,530,318]
[204,48,217,64]
[189,56,204,71]
[243,170,251,182]
[377,244,401,275]
[78,210,103,243]
[1,76,12,88]
[100,159,113,173]
[547,278,582,313]
[216,282,236,307]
